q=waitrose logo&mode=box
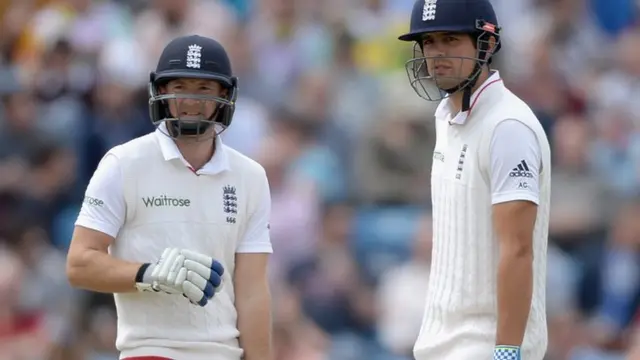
[142,195,191,207]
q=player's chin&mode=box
[434,78,461,91]
[177,123,217,141]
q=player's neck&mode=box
[448,68,490,114]
[175,138,216,171]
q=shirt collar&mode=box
[435,70,504,125]
[155,123,230,175]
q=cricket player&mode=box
[66,35,273,360]
[398,1,550,359]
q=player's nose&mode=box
[427,49,447,58]
[178,97,201,107]
[177,99,205,115]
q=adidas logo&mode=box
[509,160,533,178]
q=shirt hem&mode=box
[120,345,242,360]
[235,243,273,253]
[75,218,119,238]
[491,192,539,205]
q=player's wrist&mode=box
[494,345,521,360]
[135,263,153,282]
[134,263,156,291]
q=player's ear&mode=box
[486,35,497,57]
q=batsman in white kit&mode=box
[66,35,273,360]
[398,0,551,359]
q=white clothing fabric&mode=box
[76,126,272,360]
[414,71,550,360]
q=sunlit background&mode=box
[0,0,639,359]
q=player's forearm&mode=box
[236,283,273,360]
[496,244,533,346]
[66,248,143,293]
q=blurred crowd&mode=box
[0,0,639,359]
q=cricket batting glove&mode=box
[494,345,521,360]
[135,248,224,306]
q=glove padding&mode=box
[139,248,224,306]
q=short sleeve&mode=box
[490,120,541,205]
[236,170,273,253]
[75,153,126,238]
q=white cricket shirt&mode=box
[413,72,550,360]
[75,124,272,360]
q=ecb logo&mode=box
[222,185,238,224]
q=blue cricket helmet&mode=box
[149,34,238,138]
[399,0,500,47]
[398,0,502,105]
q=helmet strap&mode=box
[441,60,482,111]
[441,31,491,111]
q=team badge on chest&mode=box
[222,185,238,224]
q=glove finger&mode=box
[173,266,188,287]
[183,280,207,307]
[166,254,185,284]
[214,277,224,293]
[151,248,171,278]
[185,261,221,288]
[179,250,225,276]
[160,248,179,271]
[186,271,215,299]
[208,271,221,288]
[210,260,224,276]
[180,249,213,267]
[156,248,181,280]
[204,280,215,298]
[184,259,216,282]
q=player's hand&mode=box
[494,345,521,360]
[179,249,225,294]
[136,248,224,306]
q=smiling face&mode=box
[421,32,479,90]
[157,77,230,138]
[161,78,224,121]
